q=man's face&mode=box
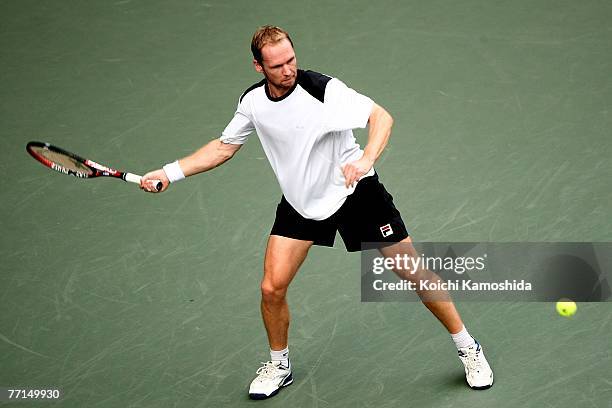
[254,38,297,91]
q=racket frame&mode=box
[26,141,160,190]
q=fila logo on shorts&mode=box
[380,224,394,237]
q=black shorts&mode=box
[270,173,409,252]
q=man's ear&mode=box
[253,59,264,74]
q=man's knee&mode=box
[260,279,288,303]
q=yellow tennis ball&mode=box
[556,299,577,317]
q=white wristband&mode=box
[162,160,185,183]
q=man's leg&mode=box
[249,234,312,400]
[261,235,313,349]
[378,236,463,333]
[378,236,494,389]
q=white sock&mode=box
[270,347,290,368]
[451,325,476,349]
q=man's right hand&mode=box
[141,169,170,193]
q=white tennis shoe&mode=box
[248,361,293,400]
[458,340,494,389]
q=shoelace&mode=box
[255,362,282,380]
[463,349,483,373]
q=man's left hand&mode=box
[342,156,374,188]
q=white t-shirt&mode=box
[220,69,375,220]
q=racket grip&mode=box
[124,173,162,191]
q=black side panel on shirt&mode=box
[297,70,332,103]
[239,78,266,103]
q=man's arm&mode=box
[140,138,242,192]
[342,103,394,187]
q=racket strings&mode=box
[35,147,93,175]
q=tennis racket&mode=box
[26,141,162,191]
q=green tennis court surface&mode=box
[1,0,611,407]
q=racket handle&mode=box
[124,173,162,191]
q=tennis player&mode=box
[141,25,494,400]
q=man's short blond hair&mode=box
[251,25,294,64]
